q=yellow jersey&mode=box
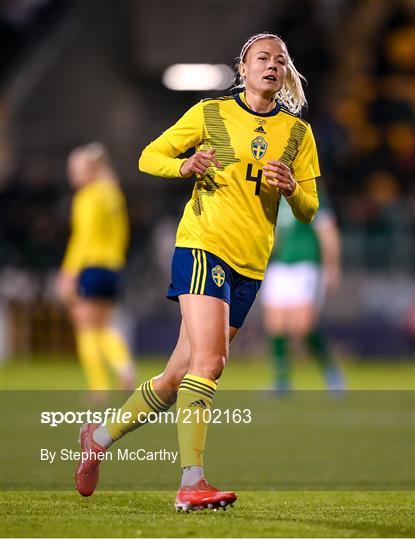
[62,178,129,274]
[139,93,320,279]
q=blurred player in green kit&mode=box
[261,191,345,392]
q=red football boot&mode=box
[175,478,237,511]
[75,423,105,497]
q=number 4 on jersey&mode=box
[245,164,262,195]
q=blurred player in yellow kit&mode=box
[74,33,320,511]
[56,143,135,392]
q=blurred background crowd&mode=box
[0,0,414,361]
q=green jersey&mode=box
[271,192,333,265]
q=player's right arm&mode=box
[56,198,83,303]
[138,102,220,178]
[58,192,97,301]
[61,193,97,275]
[57,193,98,303]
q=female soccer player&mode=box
[261,191,344,393]
[75,32,320,511]
[57,143,135,392]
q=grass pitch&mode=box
[1,356,414,537]
[1,491,414,538]
[2,354,414,390]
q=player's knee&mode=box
[72,305,106,330]
[263,310,286,335]
[289,323,310,340]
[190,353,226,381]
[266,320,285,335]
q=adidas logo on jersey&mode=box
[254,125,266,134]
[189,399,207,408]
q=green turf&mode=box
[1,491,414,538]
[1,357,414,537]
[2,356,414,390]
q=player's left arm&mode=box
[263,123,320,223]
[315,214,342,293]
[284,176,319,224]
[263,164,319,224]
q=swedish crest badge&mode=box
[251,136,268,160]
[212,265,225,287]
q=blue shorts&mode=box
[167,248,262,328]
[77,267,120,300]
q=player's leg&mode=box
[306,325,345,392]
[286,264,345,392]
[71,298,136,496]
[173,250,241,483]
[80,267,136,390]
[176,294,228,468]
[168,248,231,482]
[260,263,292,392]
[70,299,112,392]
[175,269,260,511]
[263,305,291,392]
[286,302,342,390]
[175,294,238,510]
[285,302,315,340]
[98,311,136,391]
[172,250,240,510]
[71,267,135,392]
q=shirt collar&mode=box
[234,92,281,117]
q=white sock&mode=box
[92,425,113,449]
[181,466,204,487]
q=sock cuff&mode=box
[178,374,217,400]
[184,374,217,389]
[139,379,170,412]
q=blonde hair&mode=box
[236,32,307,115]
[70,142,119,182]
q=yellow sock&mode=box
[177,374,217,468]
[99,327,134,374]
[75,328,108,391]
[106,378,170,441]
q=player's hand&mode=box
[263,160,296,196]
[323,265,341,294]
[56,272,77,305]
[180,148,221,178]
